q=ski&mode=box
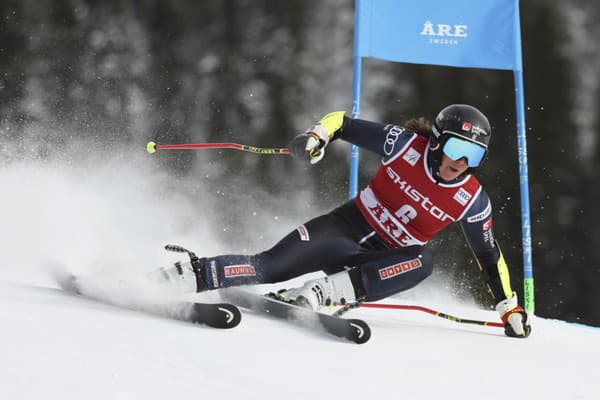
[54,272,241,329]
[186,302,241,329]
[221,288,371,344]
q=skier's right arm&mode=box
[288,112,414,163]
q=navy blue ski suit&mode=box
[196,117,512,303]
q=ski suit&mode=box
[198,117,514,303]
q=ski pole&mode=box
[146,141,289,155]
[336,302,504,328]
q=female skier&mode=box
[157,104,531,338]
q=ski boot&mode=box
[148,244,208,293]
[274,271,356,311]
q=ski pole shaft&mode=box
[338,302,503,328]
[146,141,289,155]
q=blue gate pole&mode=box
[513,0,534,315]
[349,0,363,200]
[514,70,534,315]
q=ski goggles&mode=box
[442,136,487,167]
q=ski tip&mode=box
[217,304,242,329]
[191,303,242,329]
[348,319,371,344]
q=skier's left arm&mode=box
[287,111,404,163]
[461,190,531,338]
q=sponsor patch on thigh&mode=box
[378,258,423,280]
[224,264,256,278]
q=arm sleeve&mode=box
[460,190,514,302]
[332,116,414,161]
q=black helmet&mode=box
[429,104,491,170]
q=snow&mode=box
[2,272,599,400]
[2,157,599,400]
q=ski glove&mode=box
[288,111,346,164]
[288,128,328,164]
[496,292,531,338]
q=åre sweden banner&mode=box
[350,0,534,313]
[355,0,520,70]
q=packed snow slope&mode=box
[1,155,598,400]
[1,273,599,400]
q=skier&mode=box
[156,104,531,338]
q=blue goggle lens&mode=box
[443,137,486,167]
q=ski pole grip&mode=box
[165,244,188,253]
[146,141,157,154]
[164,244,199,261]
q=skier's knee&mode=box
[359,247,434,302]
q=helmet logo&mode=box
[461,120,488,137]
[471,125,488,136]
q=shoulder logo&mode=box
[403,147,421,166]
[384,125,405,156]
[453,188,472,206]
